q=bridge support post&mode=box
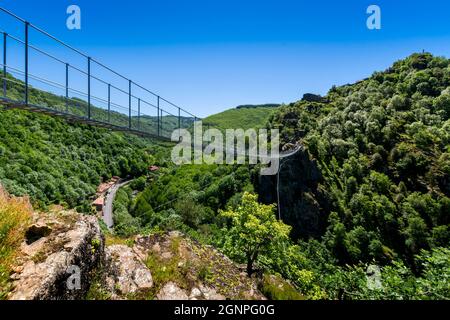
[128,80,132,129]
[3,32,6,97]
[157,96,160,136]
[65,63,69,112]
[107,84,111,123]
[24,22,29,104]
[160,108,163,136]
[138,98,141,130]
[178,107,181,141]
[87,57,91,119]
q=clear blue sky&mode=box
[1,0,450,117]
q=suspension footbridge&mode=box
[0,7,200,140]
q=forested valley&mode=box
[1,53,449,300]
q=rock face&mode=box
[155,282,226,300]
[104,245,153,298]
[133,231,265,300]
[7,212,266,300]
[156,282,189,300]
[9,212,104,300]
[257,147,328,239]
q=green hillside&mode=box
[0,74,176,210]
[0,53,448,300]
[2,73,194,138]
[129,53,450,300]
[202,104,279,131]
[263,53,450,298]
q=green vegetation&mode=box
[203,105,277,132]
[258,274,304,300]
[0,72,176,210]
[129,53,449,299]
[112,186,142,237]
[261,53,450,299]
[112,163,257,240]
[1,53,449,300]
[220,192,291,275]
[0,188,32,299]
[0,106,160,210]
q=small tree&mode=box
[220,192,291,275]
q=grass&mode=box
[104,234,134,247]
[258,273,304,300]
[86,261,112,300]
[202,106,278,132]
[0,187,32,299]
[144,235,191,299]
[197,265,214,283]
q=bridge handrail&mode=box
[0,6,201,138]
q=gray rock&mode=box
[105,245,153,295]
[9,215,104,300]
[157,282,189,300]
[189,287,202,299]
[199,284,226,300]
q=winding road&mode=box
[103,180,131,229]
[102,144,301,228]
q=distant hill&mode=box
[236,104,280,109]
[203,104,279,131]
[1,73,194,138]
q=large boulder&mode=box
[104,245,153,297]
[156,282,189,300]
[9,213,104,300]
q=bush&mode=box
[259,274,304,300]
[0,187,32,299]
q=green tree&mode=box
[220,192,291,275]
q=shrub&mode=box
[0,187,32,299]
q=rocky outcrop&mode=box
[154,282,226,300]
[103,245,153,298]
[7,211,266,300]
[257,147,328,239]
[8,212,104,300]
[133,231,265,300]
[156,282,189,300]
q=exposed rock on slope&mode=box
[9,210,104,300]
[97,231,265,300]
[6,205,265,300]
[132,231,265,300]
[258,147,327,239]
[103,244,153,298]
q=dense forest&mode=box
[1,53,449,300]
[0,71,179,210]
[269,53,449,263]
[0,107,160,211]
[262,53,450,298]
[115,53,449,299]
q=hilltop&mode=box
[260,53,450,298]
[202,104,279,131]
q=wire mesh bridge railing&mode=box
[0,7,199,139]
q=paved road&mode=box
[103,180,131,229]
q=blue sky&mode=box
[1,0,450,117]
